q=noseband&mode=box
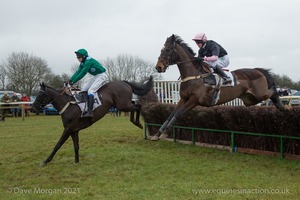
[159,41,195,69]
[158,41,177,68]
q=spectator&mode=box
[1,93,11,120]
[20,93,31,117]
[11,92,20,117]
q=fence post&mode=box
[21,104,25,121]
[280,137,284,159]
[231,132,235,152]
[144,124,148,139]
[192,129,195,145]
[173,127,176,142]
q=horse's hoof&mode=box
[150,135,160,141]
[159,132,169,139]
[40,162,47,167]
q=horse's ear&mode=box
[172,34,175,40]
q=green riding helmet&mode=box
[75,49,88,57]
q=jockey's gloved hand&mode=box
[68,81,74,86]
[195,57,203,62]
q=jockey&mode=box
[69,49,108,117]
[193,33,232,84]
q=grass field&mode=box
[1,114,300,200]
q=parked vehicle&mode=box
[292,91,300,96]
[279,92,300,106]
[43,104,59,115]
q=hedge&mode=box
[141,103,300,155]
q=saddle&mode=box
[74,91,88,103]
[203,70,235,86]
[200,66,236,106]
[71,91,103,116]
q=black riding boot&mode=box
[214,65,232,84]
[83,95,94,118]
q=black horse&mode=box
[33,77,153,166]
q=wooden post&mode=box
[21,104,25,121]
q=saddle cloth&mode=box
[202,69,236,105]
[71,80,108,114]
[203,69,236,87]
[73,92,102,113]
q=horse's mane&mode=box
[41,83,72,97]
[169,35,196,57]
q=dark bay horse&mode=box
[33,76,153,166]
[151,34,285,141]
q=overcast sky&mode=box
[1,0,299,82]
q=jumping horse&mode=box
[151,34,285,141]
[33,76,153,166]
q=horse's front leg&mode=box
[155,99,197,140]
[151,100,187,141]
[40,128,71,167]
[150,109,176,141]
[71,131,80,163]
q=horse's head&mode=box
[155,34,179,73]
[155,34,196,73]
[32,83,51,113]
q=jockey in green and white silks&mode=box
[69,48,108,117]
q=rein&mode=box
[39,86,76,115]
[176,59,196,65]
[163,40,211,83]
[181,73,211,83]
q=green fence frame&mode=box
[144,123,300,159]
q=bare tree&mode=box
[68,63,87,88]
[4,52,52,95]
[103,54,162,82]
[0,64,7,90]
[45,73,70,90]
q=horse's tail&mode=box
[123,76,154,96]
[255,68,277,92]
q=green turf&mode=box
[1,114,299,200]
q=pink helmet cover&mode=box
[192,33,207,42]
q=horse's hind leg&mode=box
[129,104,143,129]
[270,92,286,111]
[40,129,71,167]
[71,131,80,163]
[134,104,143,128]
[135,110,143,129]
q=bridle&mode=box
[36,85,70,108]
[158,40,211,82]
[159,41,195,69]
[35,85,75,115]
[36,88,54,107]
[158,41,177,69]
